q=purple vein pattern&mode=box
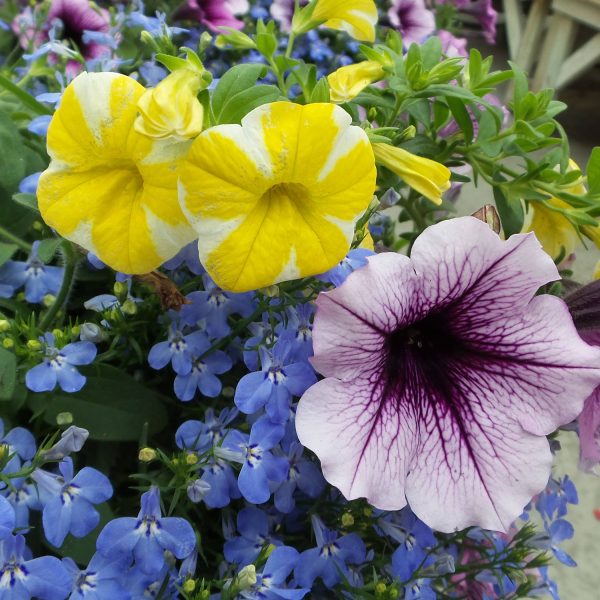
[296,216,600,533]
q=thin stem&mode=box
[38,240,77,331]
[285,32,296,58]
[0,225,30,251]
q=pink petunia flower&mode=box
[296,217,600,532]
[174,0,249,31]
[438,29,468,58]
[387,0,435,47]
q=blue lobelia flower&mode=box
[161,241,204,275]
[63,553,130,600]
[535,476,578,521]
[243,317,277,372]
[175,407,239,454]
[223,507,281,568]
[0,419,36,474]
[31,457,113,547]
[0,534,72,599]
[0,496,15,539]
[235,340,317,423]
[542,519,577,567]
[1,474,40,531]
[276,304,315,364]
[148,321,208,376]
[221,417,288,504]
[25,333,97,394]
[173,349,232,401]
[316,248,374,287]
[273,425,325,514]
[179,274,255,339]
[0,241,63,304]
[241,546,309,600]
[404,579,437,600]
[40,426,89,460]
[18,172,41,195]
[123,563,178,599]
[198,457,241,508]
[294,515,366,589]
[96,486,196,574]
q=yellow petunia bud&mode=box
[135,69,205,141]
[372,143,451,205]
[327,60,385,103]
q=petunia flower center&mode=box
[261,182,311,206]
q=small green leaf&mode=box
[586,147,600,194]
[0,242,17,267]
[494,185,525,237]
[11,192,39,213]
[0,347,17,401]
[309,77,330,103]
[37,238,63,263]
[446,96,473,145]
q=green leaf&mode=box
[27,365,169,441]
[155,54,189,72]
[212,64,282,124]
[0,74,53,116]
[446,96,473,145]
[0,347,16,401]
[587,147,600,194]
[477,110,502,157]
[255,32,277,59]
[0,242,17,267]
[0,113,26,191]
[11,192,39,213]
[494,185,525,237]
[37,238,62,263]
[420,36,442,70]
[309,77,330,103]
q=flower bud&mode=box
[341,512,354,527]
[121,299,138,315]
[327,60,385,103]
[42,294,55,307]
[182,579,196,593]
[0,320,10,332]
[71,325,81,336]
[139,447,157,462]
[56,412,73,425]
[113,281,128,297]
[42,425,89,459]
[215,28,256,50]
[236,565,257,590]
[187,478,211,503]
[136,68,205,141]
[80,322,106,343]
[2,338,14,349]
[375,582,387,596]
[186,452,199,465]
[27,339,42,351]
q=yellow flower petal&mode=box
[372,143,451,205]
[180,101,376,292]
[38,72,195,274]
[312,0,378,42]
[526,199,579,258]
[327,60,385,103]
[135,68,204,141]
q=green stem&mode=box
[0,225,30,251]
[268,57,287,94]
[38,241,77,331]
[399,196,428,233]
[285,32,296,58]
[0,73,52,115]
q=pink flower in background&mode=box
[270,0,308,32]
[174,0,249,31]
[387,0,435,46]
[439,0,497,44]
[438,29,468,58]
[296,217,600,532]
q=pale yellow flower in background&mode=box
[179,101,376,292]
[327,60,385,103]
[135,68,205,141]
[372,143,451,205]
[38,72,195,274]
[294,0,378,42]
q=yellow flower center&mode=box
[261,182,310,205]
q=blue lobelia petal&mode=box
[42,496,72,547]
[3,427,36,461]
[198,372,222,397]
[237,507,269,540]
[174,372,198,402]
[0,496,15,539]
[22,556,72,600]
[147,341,173,370]
[56,364,86,393]
[282,362,317,396]
[294,547,325,587]
[96,517,139,558]
[238,462,270,504]
[25,362,57,392]
[262,545,299,585]
[154,516,196,559]
[133,534,166,574]
[69,500,100,538]
[60,341,97,365]
[249,417,285,450]
[235,372,272,415]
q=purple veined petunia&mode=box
[387,0,436,47]
[63,553,131,600]
[296,216,600,532]
[294,515,366,589]
[25,333,97,394]
[0,241,63,304]
[0,534,72,599]
[96,486,196,574]
[0,419,36,474]
[31,457,113,547]
[173,0,249,31]
[223,507,282,568]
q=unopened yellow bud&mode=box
[33,221,44,231]
[121,299,138,315]
[372,143,451,205]
[0,320,10,332]
[136,69,205,141]
[327,60,385,103]
[182,579,196,593]
[362,507,372,517]
[42,294,55,307]
[113,281,128,297]
[186,452,199,465]
[237,565,257,590]
[2,338,14,349]
[52,328,63,339]
[139,447,157,462]
[16,292,25,302]
[341,512,354,527]
[259,285,279,297]
[56,412,74,425]
[71,325,81,336]
[27,339,42,351]
[375,582,387,596]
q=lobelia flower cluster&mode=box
[1,1,600,599]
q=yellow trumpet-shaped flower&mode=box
[372,143,451,205]
[38,72,195,274]
[135,68,205,141]
[295,0,377,42]
[179,101,377,292]
[327,60,385,103]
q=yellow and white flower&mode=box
[179,101,377,292]
[37,72,196,274]
[372,142,451,205]
[135,68,205,141]
[327,60,385,103]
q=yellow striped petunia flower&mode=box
[179,101,377,293]
[38,72,196,274]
